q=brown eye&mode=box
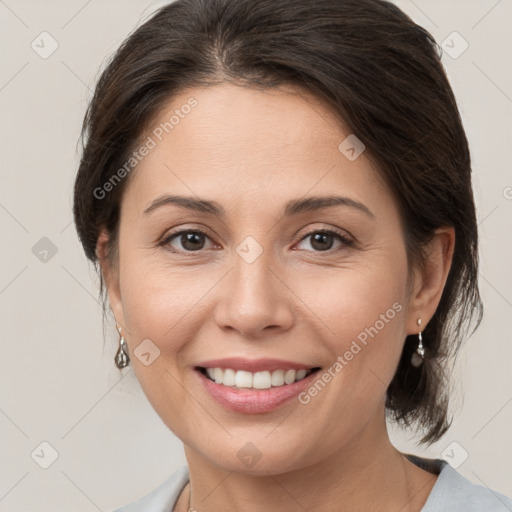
[162,230,215,252]
[295,229,353,253]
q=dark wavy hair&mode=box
[73,0,483,444]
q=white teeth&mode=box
[296,369,307,380]
[202,367,314,389]
[271,370,285,386]
[235,370,253,388]
[284,369,296,385]
[253,371,271,389]
[214,367,223,384]
[223,368,236,387]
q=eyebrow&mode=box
[143,194,375,219]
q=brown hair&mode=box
[73,0,482,444]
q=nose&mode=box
[213,251,295,339]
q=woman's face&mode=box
[102,83,423,474]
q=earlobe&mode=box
[96,229,125,328]
[408,227,455,333]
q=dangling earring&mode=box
[411,318,425,367]
[115,325,130,369]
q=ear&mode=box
[96,229,125,330]
[406,227,455,334]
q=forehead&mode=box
[124,82,390,218]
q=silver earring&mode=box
[411,318,425,367]
[115,325,130,369]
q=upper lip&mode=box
[196,357,320,373]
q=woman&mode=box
[73,0,512,510]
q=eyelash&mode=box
[159,226,354,255]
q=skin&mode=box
[97,83,455,512]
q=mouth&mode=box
[194,364,324,413]
[195,366,322,390]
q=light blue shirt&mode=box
[111,455,512,511]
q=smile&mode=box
[197,367,321,390]
[194,365,323,414]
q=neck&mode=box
[176,410,438,512]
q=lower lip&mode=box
[195,368,320,414]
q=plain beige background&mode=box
[0,0,511,510]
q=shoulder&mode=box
[422,460,512,511]
[109,465,189,512]
[107,460,512,512]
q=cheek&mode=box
[116,258,212,426]
[298,255,406,332]
[292,254,408,385]
[120,261,210,345]
[287,262,408,444]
